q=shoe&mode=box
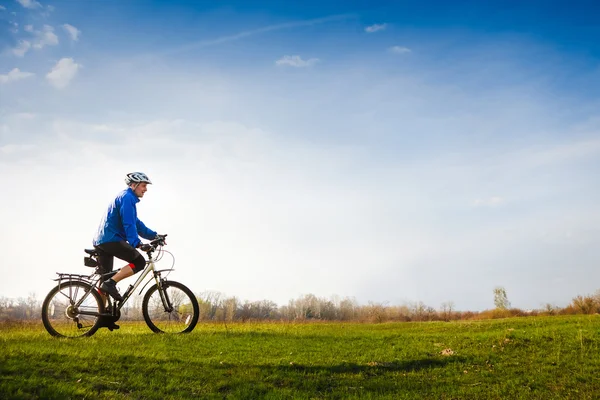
[106,322,120,331]
[100,279,123,302]
[97,316,120,331]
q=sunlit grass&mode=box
[1,316,600,399]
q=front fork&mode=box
[157,278,174,313]
[144,268,174,313]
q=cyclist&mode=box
[92,172,164,325]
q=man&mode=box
[93,172,163,320]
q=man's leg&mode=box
[96,241,146,302]
[110,264,135,282]
[94,247,115,305]
[93,247,119,330]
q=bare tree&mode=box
[440,301,455,321]
[571,295,598,314]
[338,297,358,321]
[410,301,429,321]
[222,297,238,322]
[493,286,511,310]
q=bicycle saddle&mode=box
[84,248,99,256]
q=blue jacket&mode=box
[93,188,157,248]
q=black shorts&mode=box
[94,241,146,275]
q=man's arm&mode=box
[136,219,158,241]
[119,196,141,248]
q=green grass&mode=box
[1,315,600,399]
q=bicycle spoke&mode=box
[42,281,103,338]
[142,281,199,334]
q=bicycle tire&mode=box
[41,280,104,338]
[142,280,199,334]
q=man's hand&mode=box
[156,234,167,245]
[140,243,153,252]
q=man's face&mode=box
[133,182,148,198]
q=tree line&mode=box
[3,287,600,322]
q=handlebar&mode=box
[141,234,168,252]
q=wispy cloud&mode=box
[16,0,42,9]
[0,5,6,11]
[46,58,80,89]
[43,4,54,15]
[62,23,81,41]
[389,46,412,54]
[275,55,319,67]
[0,68,34,84]
[32,25,59,49]
[365,23,387,33]
[156,14,353,57]
[12,40,31,57]
[12,25,59,56]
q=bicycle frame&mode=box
[55,252,174,318]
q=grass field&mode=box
[1,315,600,399]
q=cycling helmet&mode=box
[125,172,152,185]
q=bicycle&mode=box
[41,235,200,338]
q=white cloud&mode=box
[32,25,59,49]
[40,4,53,17]
[0,68,34,84]
[389,46,412,54]
[365,23,387,33]
[275,55,319,68]
[62,24,81,41]
[46,58,81,89]
[12,40,31,57]
[472,196,505,207]
[0,5,6,11]
[13,25,59,55]
[16,0,42,9]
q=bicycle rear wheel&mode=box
[41,280,104,338]
[142,281,199,333]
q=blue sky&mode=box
[1,0,599,311]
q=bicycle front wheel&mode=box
[41,280,104,338]
[142,281,199,334]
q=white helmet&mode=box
[125,172,152,185]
